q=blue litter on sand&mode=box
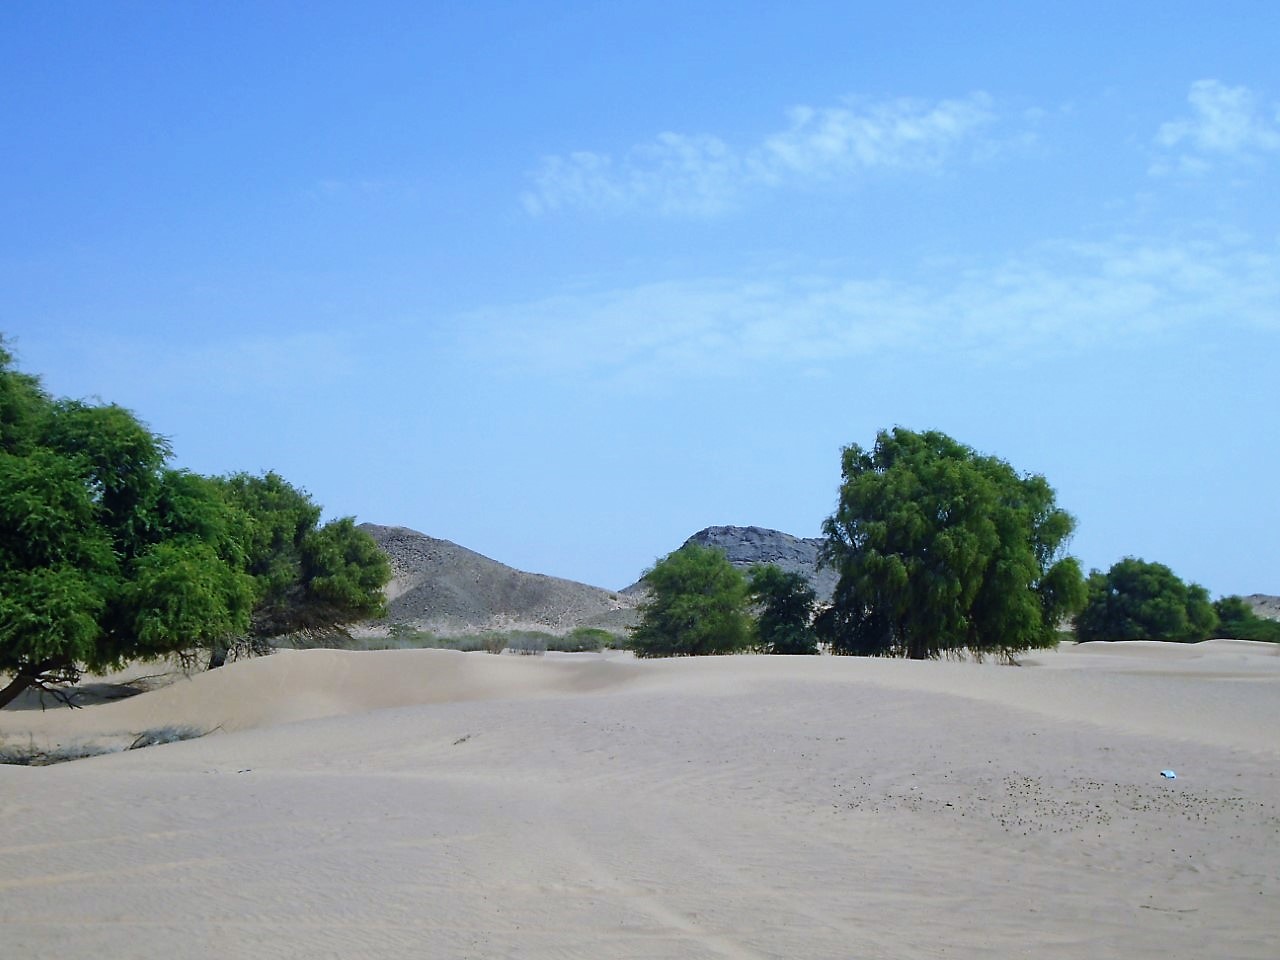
[1160,770,1177,779]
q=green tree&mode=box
[1075,557,1218,643]
[0,344,256,706]
[209,473,390,664]
[629,544,752,657]
[820,428,1086,660]
[0,343,391,703]
[1075,555,1223,647]
[747,564,819,655]
[1212,596,1280,643]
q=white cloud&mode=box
[522,93,996,217]
[757,93,995,180]
[457,232,1280,382]
[522,134,741,217]
[1152,80,1280,175]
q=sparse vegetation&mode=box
[1,724,210,765]
[554,627,615,652]
[361,625,624,655]
[0,737,112,765]
[504,631,552,655]
[127,725,208,750]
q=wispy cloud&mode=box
[1152,80,1280,175]
[458,232,1280,381]
[756,94,996,181]
[522,93,997,217]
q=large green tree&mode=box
[629,544,753,657]
[747,564,819,655]
[0,344,256,706]
[1075,558,1217,643]
[0,342,391,704]
[820,428,1086,660]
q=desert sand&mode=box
[2,642,1277,959]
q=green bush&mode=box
[1214,597,1280,643]
[1076,558,1217,643]
[748,565,819,655]
[629,544,753,657]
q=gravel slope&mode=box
[358,524,640,635]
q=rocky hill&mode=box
[1246,594,1280,620]
[358,524,641,635]
[625,525,838,602]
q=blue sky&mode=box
[3,2,1277,595]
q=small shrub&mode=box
[550,628,614,652]
[0,738,112,766]
[506,631,552,655]
[128,726,207,750]
[478,632,509,654]
[384,622,427,648]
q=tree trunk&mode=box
[0,672,31,709]
[0,658,76,710]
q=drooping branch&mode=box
[0,657,80,710]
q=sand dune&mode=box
[2,643,1277,958]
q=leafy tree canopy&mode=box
[629,544,752,657]
[0,340,389,705]
[0,344,256,705]
[820,427,1086,660]
[1212,596,1280,643]
[1075,557,1218,643]
[747,564,819,655]
[205,474,390,664]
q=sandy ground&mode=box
[2,642,1277,959]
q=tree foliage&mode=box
[211,474,389,650]
[820,428,1086,660]
[0,345,255,705]
[1212,596,1280,643]
[0,340,390,705]
[629,544,753,657]
[747,564,819,655]
[1075,557,1218,643]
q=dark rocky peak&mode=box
[681,525,837,602]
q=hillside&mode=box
[1246,594,1280,620]
[358,524,640,635]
